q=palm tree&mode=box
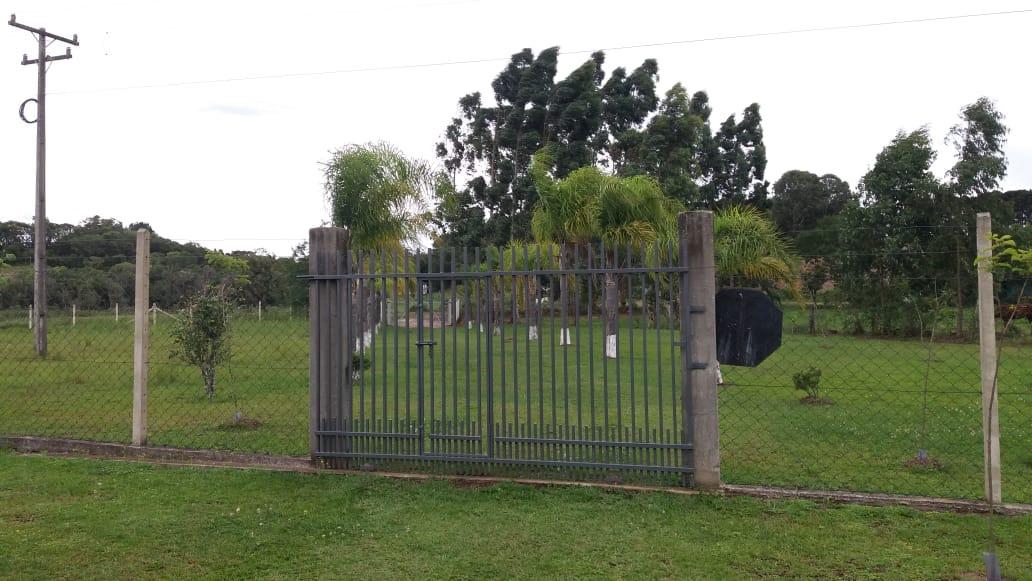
[530,147,681,356]
[501,241,558,340]
[714,205,797,290]
[530,148,600,346]
[323,142,437,350]
[595,175,680,357]
[324,142,435,250]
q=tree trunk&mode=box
[558,244,572,346]
[527,277,539,341]
[808,298,817,335]
[492,279,503,336]
[202,364,216,400]
[956,236,964,337]
[604,273,618,359]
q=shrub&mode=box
[793,366,825,404]
[170,284,233,400]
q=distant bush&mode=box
[170,285,233,400]
[793,366,830,405]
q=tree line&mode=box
[0,217,309,311]
[348,48,1032,338]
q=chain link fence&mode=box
[1,254,1029,504]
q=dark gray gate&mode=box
[307,213,720,486]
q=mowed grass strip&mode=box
[1,308,1030,502]
[0,452,1029,580]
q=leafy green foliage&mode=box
[436,48,765,245]
[714,206,797,289]
[792,365,823,401]
[771,170,852,235]
[170,285,234,400]
[701,104,769,207]
[621,84,711,205]
[530,146,681,248]
[835,129,944,335]
[324,142,435,249]
[0,218,308,311]
[947,97,1008,197]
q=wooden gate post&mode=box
[976,212,1002,504]
[679,211,720,489]
[309,227,349,465]
[132,228,150,446]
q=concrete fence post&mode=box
[132,228,151,446]
[976,212,1002,504]
[309,227,349,466]
[679,211,720,490]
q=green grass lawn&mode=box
[0,452,1029,579]
[1,307,1030,503]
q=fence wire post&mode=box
[976,212,1002,504]
[309,227,349,466]
[679,211,720,489]
[132,228,150,446]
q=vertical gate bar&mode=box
[344,247,354,456]
[587,244,596,433]
[428,249,436,452]
[536,244,545,430]
[381,249,388,427]
[451,248,458,430]
[439,250,446,439]
[573,245,583,430]
[614,243,622,435]
[370,249,378,430]
[522,245,532,434]
[641,268,650,439]
[511,246,519,431]
[655,241,664,441]
[358,250,366,425]
[561,244,570,431]
[405,249,412,426]
[627,243,636,435]
[393,249,400,426]
[416,249,425,455]
[475,248,483,451]
[485,272,494,458]
[548,246,557,433]
[668,241,677,439]
[342,245,354,452]
[498,247,507,433]
[463,248,471,433]
[600,240,609,436]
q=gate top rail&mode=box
[301,265,696,280]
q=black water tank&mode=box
[715,288,782,367]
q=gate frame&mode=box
[307,211,720,487]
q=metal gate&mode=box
[307,219,718,485]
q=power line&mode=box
[50,8,1032,95]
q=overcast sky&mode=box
[3,0,1031,255]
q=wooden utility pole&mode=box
[9,14,79,357]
